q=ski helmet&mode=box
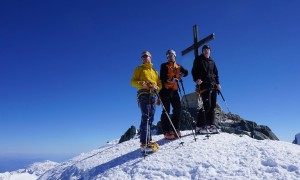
[166,49,176,57]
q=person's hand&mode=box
[167,78,178,83]
[156,97,161,106]
[216,84,221,91]
[180,73,185,79]
[150,83,158,91]
[141,81,148,87]
[196,79,202,85]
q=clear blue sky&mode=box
[1,0,299,161]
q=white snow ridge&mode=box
[0,160,58,180]
[37,131,300,180]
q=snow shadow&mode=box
[87,138,176,178]
[88,149,142,178]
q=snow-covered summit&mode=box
[22,160,58,176]
[39,131,300,180]
[0,160,58,180]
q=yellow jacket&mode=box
[131,63,162,91]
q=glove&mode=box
[167,78,178,83]
[196,79,202,85]
[156,97,161,106]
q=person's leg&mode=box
[171,91,181,130]
[139,94,153,144]
[159,89,172,133]
[207,90,217,126]
[147,95,156,142]
[197,90,210,127]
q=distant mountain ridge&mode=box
[0,160,58,180]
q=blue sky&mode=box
[0,0,299,162]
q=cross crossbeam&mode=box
[181,25,215,58]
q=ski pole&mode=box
[152,89,184,146]
[217,90,232,114]
[217,90,235,123]
[177,80,197,141]
[144,101,151,156]
[179,80,192,112]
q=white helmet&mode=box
[166,49,176,57]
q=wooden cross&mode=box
[181,25,215,58]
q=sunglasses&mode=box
[141,55,150,58]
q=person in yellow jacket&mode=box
[131,51,162,154]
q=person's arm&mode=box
[180,65,188,77]
[214,61,220,85]
[131,67,145,89]
[156,71,162,91]
[213,61,221,91]
[192,56,202,82]
[160,63,168,83]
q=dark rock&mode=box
[118,125,138,143]
[255,125,279,140]
[180,92,279,141]
[253,130,270,140]
[292,133,300,145]
[179,110,196,131]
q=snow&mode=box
[9,173,37,180]
[25,160,58,176]
[1,132,300,179]
[36,131,300,180]
[0,160,57,180]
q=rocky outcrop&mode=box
[180,92,279,140]
[119,125,159,143]
[118,126,138,143]
[293,133,300,145]
[120,92,279,143]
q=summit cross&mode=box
[181,24,215,58]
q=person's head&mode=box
[141,51,152,64]
[202,45,210,58]
[166,49,176,62]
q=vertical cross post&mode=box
[193,25,199,58]
[181,24,215,58]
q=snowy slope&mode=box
[0,160,58,180]
[39,132,300,180]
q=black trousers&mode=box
[196,89,217,127]
[159,88,181,132]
